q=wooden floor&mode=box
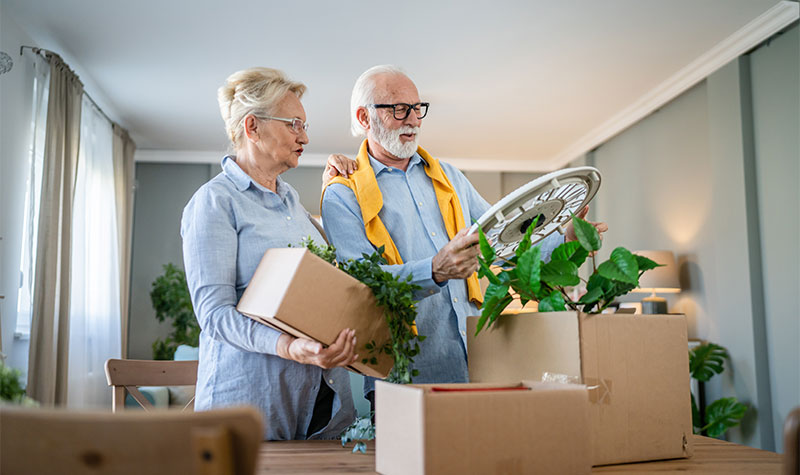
[256,435,783,474]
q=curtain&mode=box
[14,50,50,339]
[27,53,83,405]
[66,96,122,408]
[112,125,136,358]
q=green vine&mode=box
[150,263,200,359]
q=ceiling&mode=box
[3,0,796,170]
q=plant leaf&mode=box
[475,283,510,335]
[577,286,604,305]
[516,246,541,294]
[571,212,601,252]
[635,254,662,272]
[540,260,580,287]
[477,259,501,285]
[538,291,566,312]
[551,240,590,267]
[478,227,495,263]
[597,247,639,285]
[515,214,540,258]
[689,343,727,382]
[703,397,747,438]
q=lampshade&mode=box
[632,250,680,294]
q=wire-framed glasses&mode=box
[255,115,309,134]
[371,102,429,120]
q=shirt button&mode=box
[431,232,436,237]
[460,330,466,337]
[453,297,459,303]
[429,290,435,295]
[328,379,334,385]
[286,216,292,221]
[418,201,423,206]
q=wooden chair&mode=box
[786,407,800,475]
[105,358,198,412]
[0,406,262,475]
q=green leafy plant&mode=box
[297,237,424,453]
[475,213,661,334]
[0,360,38,407]
[150,263,200,360]
[689,342,747,438]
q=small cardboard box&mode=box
[467,311,693,466]
[237,248,392,378]
[375,380,591,475]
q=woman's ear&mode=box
[243,115,260,142]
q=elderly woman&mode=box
[181,67,358,440]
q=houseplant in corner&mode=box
[150,263,200,360]
[689,342,748,438]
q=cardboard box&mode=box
[237,248,392,378]
[375,380,591,475]
[467,311,693,466]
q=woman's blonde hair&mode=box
[217,67,306,150]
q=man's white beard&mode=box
[371,114,420,159]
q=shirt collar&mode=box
[367,151,426,175]
[222,155,288,198]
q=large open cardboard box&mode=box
[375,380,591,475]
[467,311,693,466]
[236,248,392,378]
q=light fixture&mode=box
[631,250,680,314]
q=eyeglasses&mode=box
[371,102,429,120]
[254,115,309,134]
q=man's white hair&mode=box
[350,64,408,137]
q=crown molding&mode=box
[545,0,799,171]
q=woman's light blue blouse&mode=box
[181,156,355,440]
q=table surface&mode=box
[256,435,783,474]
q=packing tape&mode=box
[584,377,612,405]
[541,372,581,385]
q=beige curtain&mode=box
[27,53,83,405]
[112,125,136,358]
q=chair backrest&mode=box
[785,407,800,475]
[0,406,263,475]
[105,358,198,412]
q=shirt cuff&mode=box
[412,257,444,298]
[254,323,282,356]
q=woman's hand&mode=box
[322,154,358,188]
[276,328,358,369]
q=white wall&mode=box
[0,3,38,376]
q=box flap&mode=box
[467,311,582,383]
[375,382,425,475]
[236,248,304,319]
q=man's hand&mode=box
[565,206,608,243]
[276,328,358,369]
[322,154,358,189]
[432,227,481,283]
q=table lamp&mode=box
[632,250,680,314]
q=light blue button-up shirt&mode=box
[181,156,355,440]
[322,153,562,391]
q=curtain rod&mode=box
[20,45,116,127]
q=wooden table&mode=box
[256,435,783,474]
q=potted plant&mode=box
[689,342,748,438]
[475,214,660,331]
[150,263,200,360]
[0,361,37,407]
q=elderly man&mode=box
[321,65,603,402]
